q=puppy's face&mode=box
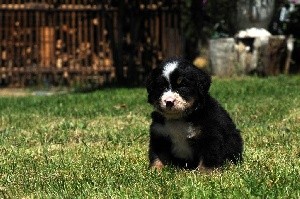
[146,58,211,119]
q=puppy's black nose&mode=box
[165,100,174,108]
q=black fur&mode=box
[146,58,243,170]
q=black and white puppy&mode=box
[146,58,243,170]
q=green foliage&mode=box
[203,0,237,38]
[181,0,237,42]
[181,0,199,42]
[1,76,300,198]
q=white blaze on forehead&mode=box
[163,61,178,81]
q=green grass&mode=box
[0,75,300,198]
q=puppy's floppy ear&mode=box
[145,67,160,93]
[195,67,211,94]
[145,70,154,94]
[145,67,159,104]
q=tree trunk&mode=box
[209,38,237,76]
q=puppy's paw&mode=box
[196,160,214,173]
[150,159,164,171]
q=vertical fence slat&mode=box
[0,7,3,70]
[71,0,76,72]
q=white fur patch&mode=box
[163,61,178,81]
[152,120,199,160]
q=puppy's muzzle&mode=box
[160,91,193,114]
[165,97,175,108]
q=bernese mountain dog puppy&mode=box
[146,58,243,170]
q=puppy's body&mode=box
[146,58,243,170]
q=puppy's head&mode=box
[146,58,211,119]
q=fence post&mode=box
[113,0,125,85]
[126,3,139,86]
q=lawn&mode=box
[0,75,300,198]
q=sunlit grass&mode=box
[0,75,300,198]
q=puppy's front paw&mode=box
[197,160,214,173]
[150,159,164,170]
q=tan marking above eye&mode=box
[177,77,183,85]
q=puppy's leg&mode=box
[224,131,244,164]
[200,137,224,168]
[149,149,172,170]
[149,134,172,170]
[196,159,214,173]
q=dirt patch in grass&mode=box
[0,88,70,97]
[0,88,31,97]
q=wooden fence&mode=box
[0,0,183,87]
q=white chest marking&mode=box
[152,120,198,160]
[162,61,178,81]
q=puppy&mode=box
[146,58,243,170]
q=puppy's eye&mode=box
[177,77,183,85]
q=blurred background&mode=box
[0,0,299,88]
